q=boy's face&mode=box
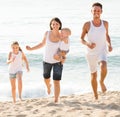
[61,30,69,38]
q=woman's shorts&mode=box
[43,61,63,80]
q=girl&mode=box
[7,41,29,103]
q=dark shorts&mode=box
[43,61,63,80]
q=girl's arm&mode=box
[22,52,30,72]
[7,52,14,64]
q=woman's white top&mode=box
[43,31,60,63]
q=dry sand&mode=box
[0,91,120,117]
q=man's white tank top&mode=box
[43,31,60,63]
[87,20,107,55]
[8,51,23,74]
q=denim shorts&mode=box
[43,61,63,80]
[9,71,23,78]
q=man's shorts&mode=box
[86,53,107,73]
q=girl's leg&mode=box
[10,78,16,103]
[17,73,23,101]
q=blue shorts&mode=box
[9,71,23,78]
[43,61,63,80]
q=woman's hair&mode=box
[49,17,62,30]
[11,41,22,51]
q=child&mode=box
[54,28,71,64]
[7,41,29,103]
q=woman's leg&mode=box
[54,80,60,102]
[53,62,63,102]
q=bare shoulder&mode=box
[83,21,90,33]
[103,20,109,27]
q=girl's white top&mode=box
[8,51,23,74]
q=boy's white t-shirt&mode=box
[59,39,70,51]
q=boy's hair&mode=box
[61,28,71,35]
[92,2,102,9]
[11,41,22,51]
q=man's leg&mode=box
[91,72,98,99]
[99,61,107,93]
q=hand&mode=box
[108,45,113,52]
[87,42,96,49]
[11,56,16,62]
[26,46,31,50]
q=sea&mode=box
[0,0,120,101]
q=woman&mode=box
[26,17,63,103]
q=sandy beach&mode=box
[0,91,120,117]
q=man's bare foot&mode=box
[94,94,98,100]
[100,82,107,93]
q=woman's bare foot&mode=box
[47,84,51,95]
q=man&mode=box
[80,2,112,99]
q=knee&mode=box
[43,73,50,79]
[53,73,62,80]
[100,62,107,71]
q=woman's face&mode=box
[51,20,60,31]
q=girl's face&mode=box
[51,20,60,31]
[11,44,19,54]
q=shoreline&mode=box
[0,91,120,117]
